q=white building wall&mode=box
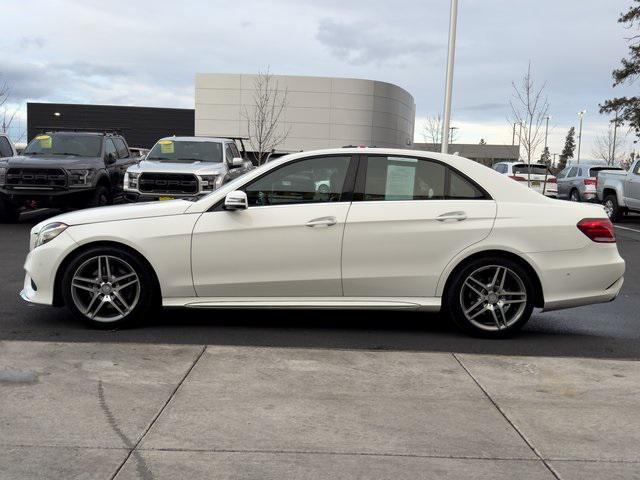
[195,73,415,152]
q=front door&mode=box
[626,162,640,210]
[191,154,355,297]
[342,154,497,297]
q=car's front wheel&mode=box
[445,256,535,338]
[61,246,155,329]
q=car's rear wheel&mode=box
[61,246,155,329]
[603,194,620,222]
[446,256,535,338]
[569,189,581,202]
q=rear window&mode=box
[590,166,622,176]
[513,164,550,175]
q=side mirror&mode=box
[224,190,248,210]
[105,153,117,165]
[231,157,244,168]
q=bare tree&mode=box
[592,123,626,165]
[242,69,290,165]
[509,63,550,165]
[0,79,20,135]
[421,113,458,144]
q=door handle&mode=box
[305,216,337,227]
[436,211,467,222]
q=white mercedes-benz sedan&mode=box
[21,148,625,338]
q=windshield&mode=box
[23,134,102,157]
[513,164,550,175]
[147,140,223,163]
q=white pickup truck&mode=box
[597,159,640,221]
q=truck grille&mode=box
[138,173,199,194]
[6,168,67,188]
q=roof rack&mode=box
[34,126,124,136]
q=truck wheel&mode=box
[87,186,112,208]
[603,195,620,222]
[0,199,20,223]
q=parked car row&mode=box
[0,130,253,222]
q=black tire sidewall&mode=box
[604,195,619,222]
[445,256,535,338]
[88,186,111,208]
[61,246,154,329]
[570,189,580,202]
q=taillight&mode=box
[577,218,616,243]
[546,177,557,184]
[509,175,526,181]
[584,178,596,186]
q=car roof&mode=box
[158,136,234,143]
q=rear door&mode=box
[341,154,497,297]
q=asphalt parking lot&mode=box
[1,208,639,359]
[2,208,640,479]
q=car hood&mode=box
[32,199,193,231]
[0,155,100,169]
[129,160,227,175]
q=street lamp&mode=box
[440,0,458,154]
[577,110,586,164]
[544,115,551,151]
[449,126,459,144]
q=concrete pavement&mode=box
[2,341,640,479]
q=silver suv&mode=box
[124,136,253,201]
[557,161,623,202]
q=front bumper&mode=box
[1,187,94,207]
[20,230,78,306]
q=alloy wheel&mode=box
[70,255,140,322]
[459,265,528,332]
[604,199,615,219]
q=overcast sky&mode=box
[2,0,635,159]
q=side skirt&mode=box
[162,297,441,311]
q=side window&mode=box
[0,137,12,158]
[567,167,578,178]
[633,162,640,175]
[362,156,485,201]
[244,155,351,207]
[104,139,117,160]
[113,138,129,158]
[225,143,235,164]
[229,142,241,159]
[557,168,568,179]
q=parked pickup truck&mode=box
[124,136,253,201]
[0,130,137,222]
[597,159,640,221]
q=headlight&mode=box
[34,222,68,248]
[68,169,96,188]
[0,167,6,186]
[125,171,140,190]
[199,175,223,191]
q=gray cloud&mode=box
[316,18,440,65]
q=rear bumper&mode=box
[528,245,626,312]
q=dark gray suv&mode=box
[557,161,623,202]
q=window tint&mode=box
[113,138,129,158]
[567,167,578,178]
[229,142,241,159]
[0,136,12,158]
[105,139,117,159]
[513,164,549,176]
[494,164,506,174]
[24,134,102,157]
[147,140,223,163]
[244,155,350,207]
[225,143,235,163]
[363,156,485,201]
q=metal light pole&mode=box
[449,126,459,144]
[576,110,586,164]
[517,121,524,160]
[611,111,620,166]
[512,122,517,145]
[441,0,458,154]
[544,115,550,150]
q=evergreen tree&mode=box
[479,138,487,145]
[559,127,576,169]
[600,1,640,139]
[540,146,551,167]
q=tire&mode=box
[0,199,20,223]
[60,246,156,329]
[86,186,112,208]
[445,256,535,338]
[603,194,621,222]
[569,189,581,202]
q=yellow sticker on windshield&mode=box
[158,140,174,154]
[35,135,52,149]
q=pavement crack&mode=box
[452,353,562,480]
[107,344,207,480]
